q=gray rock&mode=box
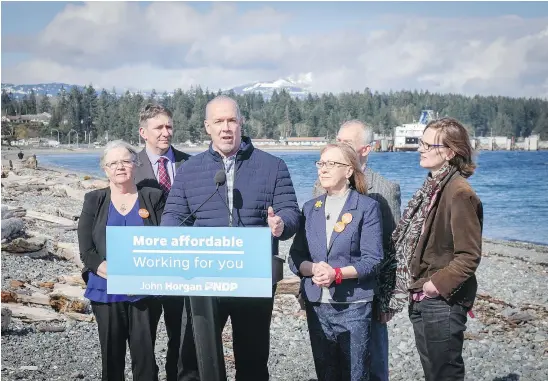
[397,341,414,354]
[508,311,535,323]
[24,156,38,170]
[2,237,47,253]
[501,307,519,318]
[1,218,25,240]
[533,333,546,342]
[19,366,38,371]
[1,307,12,331]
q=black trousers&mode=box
[216,286,276,381]
[149,296,199,381]
[91,299,157,381]
[409,297,468,381]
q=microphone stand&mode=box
[179,185,220,226]
[190,296,227,381]
[185,173,228,381]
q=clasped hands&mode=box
[97,261,108,279]
[422,280,440,298]
[311,261,336,287]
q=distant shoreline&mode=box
[3,145,547,159]
[1,145,324,157]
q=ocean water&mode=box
[38,150,548,245]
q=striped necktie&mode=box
[157,157,171,194]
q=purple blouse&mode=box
[84,201,147,303]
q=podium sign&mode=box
[106,226,273,297]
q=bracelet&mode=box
[334,268,343,285]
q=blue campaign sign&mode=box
[106,226,273,297]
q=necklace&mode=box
[114,188,136,213]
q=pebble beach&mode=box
[1,159,547,381]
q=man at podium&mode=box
[161,95,300,381]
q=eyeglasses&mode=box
[104,160,135,169]
[418,138,448,152]
[315,160,350,169]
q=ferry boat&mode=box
[393,110,435,152]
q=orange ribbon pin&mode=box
[341,213,353,224]
[333,213,353,233]
[334,221,346,233]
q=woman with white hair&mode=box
[78,140,165,381]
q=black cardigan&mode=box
[77,186,166,281]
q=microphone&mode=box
[214,170,226,187]
[179,170,226,226]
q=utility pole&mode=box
[51,129,60,143]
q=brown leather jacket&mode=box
[408,173,483,308]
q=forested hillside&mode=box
[2,85,547,143]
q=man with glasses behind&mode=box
[134,103,198,381]
[313,120,402,381]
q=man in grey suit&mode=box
[313,120,401,381]
[134,103,198,381]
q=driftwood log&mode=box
[5,304,65,322]
[49,284,89,314]
[36,323,66,332]
[54,242,83,268]
[1,206,26,219]
[57,208,80,221]
[25,210,76,227]
[58,273,86,287]
[13,291,50,306]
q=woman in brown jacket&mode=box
[391,118,483,381]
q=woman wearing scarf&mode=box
[391,118,483,381]
[289,142,383,381]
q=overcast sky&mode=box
[2,1,548,98]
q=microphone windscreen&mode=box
[214,170,226,186]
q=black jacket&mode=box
[77,186,166,282]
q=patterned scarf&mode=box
[390,163,457,306]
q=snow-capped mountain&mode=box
[229,76,312,99]
[2,75,313,100]
[1,83,153,99]
[1,83,82,99]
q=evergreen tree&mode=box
[38,94,52,113]
[28,90,38,114]
[9,85,546,142]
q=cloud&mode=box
[2,2,548,98]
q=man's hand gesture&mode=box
[267,206,285,237]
